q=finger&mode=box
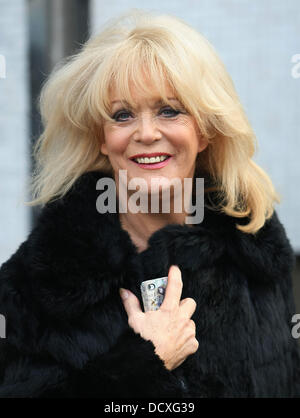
[178,335,199,357]
[119,288,143,318]
[160,265,183,311]
[179,298,197,318]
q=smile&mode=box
[129,153,172,169]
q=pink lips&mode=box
[130,156,172,170]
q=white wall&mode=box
[0,0,30,265]
[90,0,300,252]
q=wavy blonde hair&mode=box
[26,9,280,234]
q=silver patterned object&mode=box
[140,277,168,312]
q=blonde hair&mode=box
[27,9,280,234]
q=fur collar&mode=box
[25,170,294,318]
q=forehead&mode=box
[108,77,177,106]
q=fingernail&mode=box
[119,288,129,300]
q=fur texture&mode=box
[0,170,299,398]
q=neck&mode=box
[118,184,193,253]
[119,210,187,253]
[115,170,195,253]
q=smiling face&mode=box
[101,79,208,196]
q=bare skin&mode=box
[120,265,199,371]
[119,210,188,253]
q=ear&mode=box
[100,141,108,156]
[198,136,209,153]
[194,121,208,153]
[98,124,108,156]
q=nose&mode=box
[133,113,162,144]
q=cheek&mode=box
[168,124,199,153]
[103,127,130,154]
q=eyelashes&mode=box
[111,106,182,122]
[111,110,132,122]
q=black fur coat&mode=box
[0,170,299,398]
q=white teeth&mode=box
[134,155,169,164]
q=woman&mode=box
[0,10,299,398]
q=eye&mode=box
[160,106,181,118]
[112,110,133,122]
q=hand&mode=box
[119,265,199,371]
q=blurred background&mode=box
[0,0,299,317]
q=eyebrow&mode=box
[110,97,179,105]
